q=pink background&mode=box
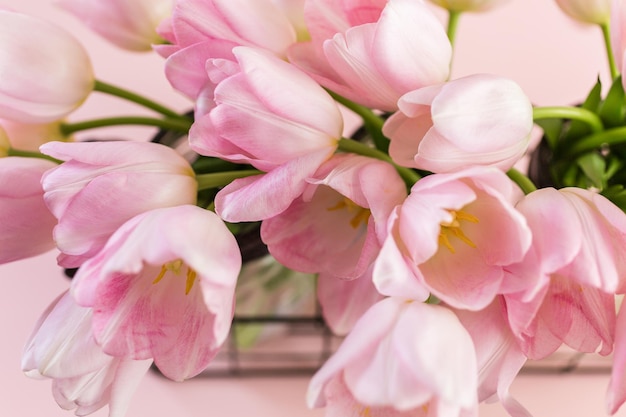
[0,0,623,416]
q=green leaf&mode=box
[564,79,602,141]
[602,184,626,213]
[576,152,606,190]
[534,118,563,149]
[598,76,626,127]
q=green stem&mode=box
[338,138,420,186]
[447,11,462,48]
[60,116,193,135]
[196,169,262,191]
[7,148,62,164]
[94,80,189,120]
[565,126,626,156]
[506,168,537,195]
[533,106,604,133]
[325,89,390,152]
[600,22,620,80]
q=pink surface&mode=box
[0,0,624,416]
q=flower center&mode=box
[438,209,479,254]
[327,197,370,229]
[152,259,197,295]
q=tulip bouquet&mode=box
[5,0,626,416]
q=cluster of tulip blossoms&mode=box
[7,0,626,416]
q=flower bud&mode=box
[0,10,94,123]
[554,0,611,25]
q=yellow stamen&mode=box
[360,407,371,417]
[438,209,479,254]
[152,259,197,295]
[186,267,197,295]
[327,197,370,229]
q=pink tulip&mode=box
[427,0,511,12]
[374,167,531,310]
[71,205,242,381]
[190,46,343,222]
[454,298,531,417]
[57,0,174,51]
[0,10,94,123]
[383,74,533,173]
[1,119,68,151]
[608,301,626,414]
[289,0,451,111]
[308,298,478,416]
[261,154,407,279]
[22,291,152,417]
[316,267,384,336]
[0,157,57,264]
[555,0,611,24]
[160,0,297,58]
[502,187,624,359]
[40,140,197,268]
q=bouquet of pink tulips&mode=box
[5,0,626,416]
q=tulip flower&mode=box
[40,141,197,268]
[1,119,68,151]
[554,0,611,25]
[261,154,407,280]
[0,157,58,264]
[308,298,478,416]
[57,0,174,51]
[316,267,384,336]
[22,291,152,417]
[427,0,511,12]
[71,205,242,381]
[159,0,297,58]
[502,187,624,359]
[190,46,343,222]
[289,0,452,111]
[373,167,531,310]
[0,10,94,123]
[383,74,533,173]
[608,301,626,414]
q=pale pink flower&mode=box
[261,154,407,279]
[22,291,152,417]
[1,119,68,152]
[40,140,197,268]
[190,46,343,222]
[555,0,611,24]
[317,267,384,336]
[71,205,242,381]
[608,301,626,414]
[0,157,57,264]
[0,10,94,123]
[427,0,511,12]
[502,187,623,359]
[308,298,478,416]
[383,74,533,173]
[57,0,174,51]
[454,298,531,417]
[159,0,297,58]
[374,167,531,310]
[289,0,451,111]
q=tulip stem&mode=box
[338,138,421,186]
[532,106,604,133]
[447,11,462,48]
[325,89,390,152]
[506,168,537,195]
[600,22,619,80]
[60,116,193,135]
[93,80,190,120]
[565,126,626,156]
[6,147,62,164]
[196,169,262,191]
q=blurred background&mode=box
[0,0,622,416]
